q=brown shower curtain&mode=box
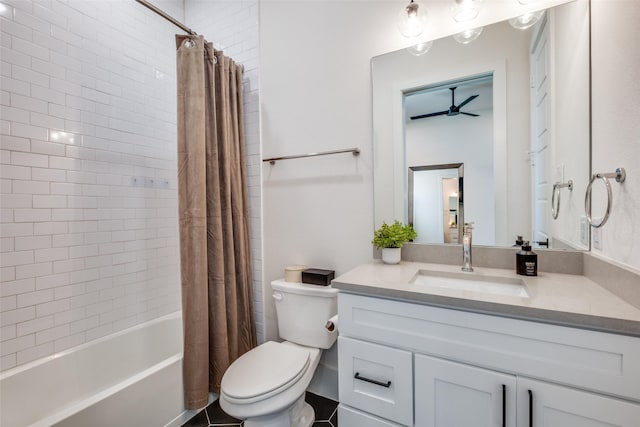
[176,35,256,410]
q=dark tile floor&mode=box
[182,392,338,427]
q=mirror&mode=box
[409,163,464,244]
[372,0,590,249]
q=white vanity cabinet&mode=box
[337,292,640,427]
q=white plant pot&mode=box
[381,247,401,265]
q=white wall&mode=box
[260,1,386,400]
[591,0,640,271]
[184,0,263,343]
[260,0,379,341]
[0,0,183,371]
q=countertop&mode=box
[332,261,640,337]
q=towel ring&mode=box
[551,180,573,220]
[585,168,626,228]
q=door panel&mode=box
[415,354,516,427]
[518,378,640,427]
[531,19,551,243]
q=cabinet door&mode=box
[415,354,516,427]
[517,377,640,427]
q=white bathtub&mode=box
[0,312,195,427]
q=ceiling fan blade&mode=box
[460,112,480,117]
[410,110,449,120]
[457,94,479,109]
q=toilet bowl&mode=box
[220,341,321,426]
[219,280,338,427]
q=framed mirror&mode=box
[409,163,464,244]
[372,0,590,250]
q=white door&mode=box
[517,378,640,427]
[531,18,551,245]
[415,354,516,427]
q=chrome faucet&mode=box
[462,222,474,272]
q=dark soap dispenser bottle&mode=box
[513,235,524,247]
[516,241,537,276]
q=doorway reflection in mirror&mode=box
[409,163,464,245]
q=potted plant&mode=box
[372,220,417,264]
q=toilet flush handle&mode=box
[272,292,283,302]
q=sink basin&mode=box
[410,270,530,298]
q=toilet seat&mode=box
[221,341,311,404]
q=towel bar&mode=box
[263,148,360,165]
[585,167,626,228]
[551,180,573,220]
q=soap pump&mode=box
[513,235,524,247]
[516,241,537,276]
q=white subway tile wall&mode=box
[185,0,263,343]
[0,0,182,371]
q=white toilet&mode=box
[219,279,339,427]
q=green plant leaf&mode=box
[372,220,417,249]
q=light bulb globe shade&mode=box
[407,40,434,56]
[509,10,544,30]
[453,26,483,44]
[450,0,483,23]
[397,0,428,38]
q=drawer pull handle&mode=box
[528,389,533,427]
[502,384,506,427]
[354,372,391,388]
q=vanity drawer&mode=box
[338,404,406,427]
[338,336,413,426]
[338,293,640,401]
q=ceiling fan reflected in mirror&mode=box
[410,86,480,120]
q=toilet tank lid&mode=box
[271,280,339,297]
[221,341,310,400]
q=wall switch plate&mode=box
[555,164,565,183]
[580,216,588,246]
[592,222,602,250]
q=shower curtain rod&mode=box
[134,0,197,35]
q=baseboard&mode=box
[307,363,339,402]
[164,392,217,427]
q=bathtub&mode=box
[0,312,196,427]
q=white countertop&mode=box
[332,261,640,336]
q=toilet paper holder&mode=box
[325,315,338,333]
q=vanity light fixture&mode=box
[509,10,544,29]
[453,27,483,44]
[397,0,428,38]
[450,0,483,23]
[407,40,434,56]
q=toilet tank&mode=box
[271,280,338,349]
